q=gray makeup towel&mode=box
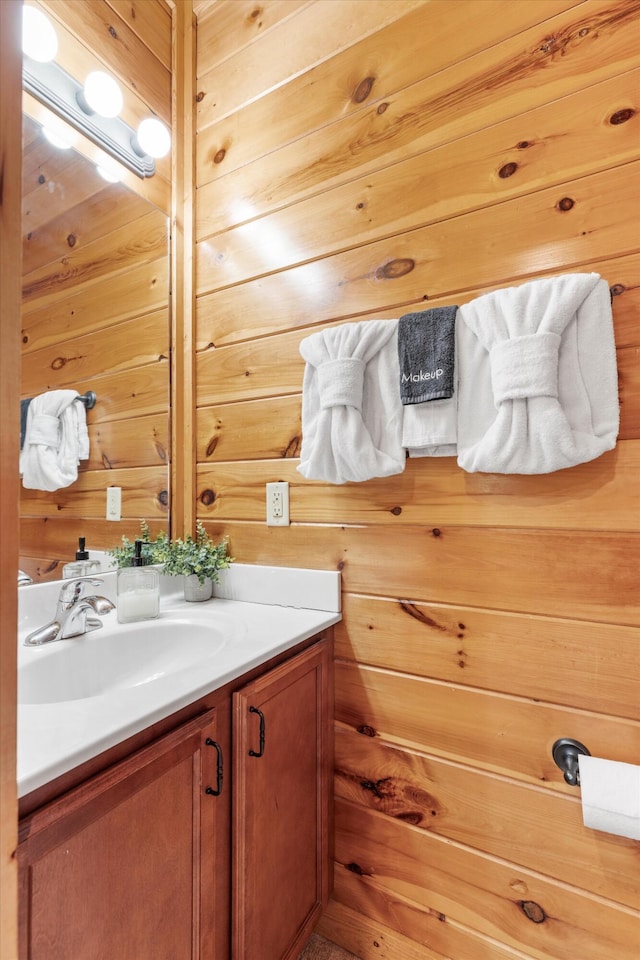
[398,305,458,404]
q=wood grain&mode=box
[84,413,169,471]
[196,395,302,463]
[20,466,169,520]
[332,798,640,960]
[195,442,640,532]
[334,727,640,909]
[196,0,310,78]
[196,0,425,127]
[23,259,169,353]
[199,520,640,627]
[22,183,152,277]
[197,67,640,246]
[334,660,640,787]
[21,311,169,397]
[196,161,640,303]
[196,0,586,185]
[23,211,168,302]
[335,594,640,721]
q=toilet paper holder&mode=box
[552,738,591,786]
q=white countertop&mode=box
[17,565,341,798]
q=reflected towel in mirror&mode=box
[20,389,90,490]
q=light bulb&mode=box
[136,118,171,159]
[83,71,123,118]
[43,127,73,150]
[22,6,58,63]
[96,164,121,184]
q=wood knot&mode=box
[556,196,574,211]
[357,725,376,738]
[200,488,216,506]
[101,453,113,469]
[609,108,635,125]
[356,201,366,210]
[249,7,262,21]
[538,35,558,54]
[38,174,46,184]
[520,901,546,924]
[346,862,363,875]
[213,148,226,164]
[22,335,29,344]
[51,357,67,370]
[432,528,441,537]
[206,436,219,457]
[154,442,167,462]
[196,91,205,103]
[390,506,402,516]
[108,25,117,39]
[352,76,375,104]
[516,140,531,149]
[158,490,169,507]
[377,102,389,115]
[337,560,345,571]
[396,811,423,825]
[610,283,625,297]
[66,234,76,247]
[282,436,301,458]
[375,258,415,280]
[498,162,518,179]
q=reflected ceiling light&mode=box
[96,163,121,183]
[135,118,171,159]
[43,126,73,150]
[82,71,123,119]
[23,58,156,179]
[22,6,58,63]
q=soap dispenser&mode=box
[117,539,160,623]
[62,537,102,579]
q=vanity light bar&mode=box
[23,56,156,180]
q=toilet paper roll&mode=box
[578,755,640,840]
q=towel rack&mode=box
[75,390,97,409]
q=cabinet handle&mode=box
[248,706,265,758]
[204,737,223,796]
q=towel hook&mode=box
[552,738,590,786]
[76,390,97,409]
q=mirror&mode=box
[19,112,170,582]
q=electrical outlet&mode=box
[266,481,289,526]
[106,486,121,521]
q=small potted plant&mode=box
[107,521,167,569]
[158,522,232,601]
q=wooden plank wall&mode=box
[193,2,640,959]
[19,0,173,581]
[1,3,23,954]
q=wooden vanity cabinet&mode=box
[18,707,230,960]
[18,634,332,960]
[233,639,333,960]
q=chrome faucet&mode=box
[24,578,115,646]
[18,569,33,586]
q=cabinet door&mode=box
[232,638,332,960]
[19,707,230,960]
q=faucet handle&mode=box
[57,577,104,606]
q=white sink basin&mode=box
[19,618,227,704]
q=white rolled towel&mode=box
[456,273,619,474]
[298,320,405,484]
[20,389,89,491]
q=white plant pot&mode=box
[183,575,213,602]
